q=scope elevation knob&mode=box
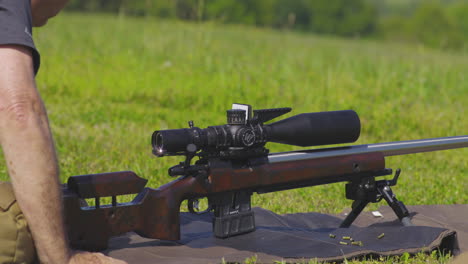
[227,109,246,125]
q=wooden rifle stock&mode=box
[63,152,385,250]
[63,171,209,250]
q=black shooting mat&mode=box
[104,205,466,263]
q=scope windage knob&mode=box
[227,109,246,125]
[238,128,256,146]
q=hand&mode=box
[30,0,69,27]
[69,252,128,264]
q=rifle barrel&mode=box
[269,136,468,163]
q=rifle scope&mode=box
[152,105,360,157]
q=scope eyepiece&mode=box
[153,133,164,157]
[152,128,198,156]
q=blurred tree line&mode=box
[65,0,468,51]
[375,0,468,50]
[65,0,377,37]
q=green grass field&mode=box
[1,13,466,263]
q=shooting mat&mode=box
[104,204,466,263]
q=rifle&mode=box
[62,104,468,250]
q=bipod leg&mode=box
[340,199,369,228]
[339,175,380,228]
[376,170,412,226]
[339,169,412,228]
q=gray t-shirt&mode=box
[0,0,40,74]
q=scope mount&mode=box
[163,105,294,176]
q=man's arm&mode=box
[0,44,69,263]
[0,45,125,264]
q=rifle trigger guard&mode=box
[188,198,212,215]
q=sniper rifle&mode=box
[62,104,468,250]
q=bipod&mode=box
[339,168,412,228]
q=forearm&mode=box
[0,46,70,263]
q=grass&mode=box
[1,13,466,263]
[233,250,453,264]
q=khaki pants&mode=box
[0,182,36,264]
[451,252,468,264]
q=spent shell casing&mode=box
[377,233,385,239]
[339,241,348,245]
[351,241,363,246]
[342,236,351,240]
[329,234,336,238]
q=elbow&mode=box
[6,101,32,124]
[0,96,44,129]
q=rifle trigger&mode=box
[188,198,198,213]
[188,198,212,215]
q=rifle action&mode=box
[62,104,468,250]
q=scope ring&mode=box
[191,128,201,147]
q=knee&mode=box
[31,1,66,27]
[0,182,37,263]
